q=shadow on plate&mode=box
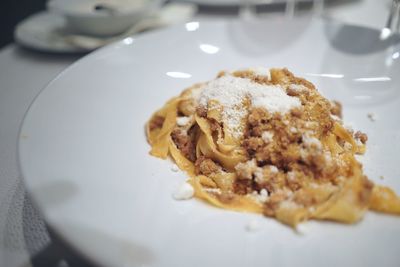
[318,20,400,106]
[226,16,312,57]
[324,20,400,55]
[30,180,78,208]
[48,220,155,267]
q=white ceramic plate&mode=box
[19,18,400,267]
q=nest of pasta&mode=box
[146,68,400,227]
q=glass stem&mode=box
[285,0,296,19]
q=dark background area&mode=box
[0,0,46,49]
[0,0,363,50]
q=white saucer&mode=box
[14,11,90,53]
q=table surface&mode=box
[0,0,392,266]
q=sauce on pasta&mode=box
[146,68,400,227]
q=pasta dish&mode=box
[146,68,400,227]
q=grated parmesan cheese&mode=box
[287,171,296,181]
[235,159,257,180]
[324,151,333,164]
[305,121,318,128]
[172,182,194,200]
[249,189,269,203]
[171,164,179,172]
[288,84,308,92]
[296,223,309,235]
[254,168,264,183]
[302,133,322,150]
[198,75,301,138]
[330,114,341,121]
[249,66,271,78]
[204,188,222,194]
[343,142,352,151]
[176,116,191,126]
[279,200,300,210]
[356,138,363,146]
[269,165,279,173]
[261,131,274,143]
[190,86,203,101]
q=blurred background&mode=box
[0,0,46,48]
[0,0,394,51]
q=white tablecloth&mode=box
[0,46,82,267]
[0,0,391,266]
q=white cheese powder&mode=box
[235,159,258,180]
[280,200,300,210]
[190,86,203,101]
[288,84,308,92]
[254,168,264,183]
[302,133,322,150]
[259,189,269,202]
[249,189,269,203]
[249,66,271,78]
[172,182,194,200]
[330,114,341,121]
[269,165,279,173]
[176,116,191,126]
[287,171,296,181]
[204,188,222,194]
[171,164,179,172]
[296,223,309,235]
[198,75,301,138]
[261,131,274,143]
